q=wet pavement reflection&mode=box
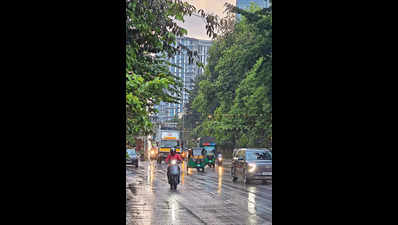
[126,161,272,225]
[217,166,223,194]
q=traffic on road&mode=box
[127,1,272,224]
[126,153,272,225]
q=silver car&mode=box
[231,148,272,184]
[127,149,139,168]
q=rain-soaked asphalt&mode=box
[126,160,272,225]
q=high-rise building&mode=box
[237,0,269,9]
[154,37,212,123]
[236,0,270,20]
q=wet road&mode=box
[126,161,272,225]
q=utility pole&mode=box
[182,82,185,150]
[143,136,146,161]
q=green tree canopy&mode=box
[188,2,272,149]
[126,0,222,137]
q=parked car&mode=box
[231,148,272,184]
[127,149,139,168]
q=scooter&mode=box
[217,154,223,166]
[168,160,180,190]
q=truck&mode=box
[155,128,182,164]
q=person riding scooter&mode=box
[217,153,223,166]
[165,148,183,184]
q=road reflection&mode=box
[128,161,272,225]
[247,186,257,224]
[150,161,155,186]
[129,162,155,225]
[181,161,185,185]
[147,162,151,183]
[168,195,178,223]
[146,161,156,187]
[217,166,223,194]
[187,166,193,175]
[248,187,256,214]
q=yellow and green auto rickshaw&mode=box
[187,147,206,172]
[199,137,217,168]
[201,144,216,168]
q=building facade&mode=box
[236,0,270,20]
[154,37,213,123]
[237,0,269,9]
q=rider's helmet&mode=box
[170,148,176,156]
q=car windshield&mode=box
[193,149,202,156]
[127,149,136,155]
[161,140,179,147]
[204,146,215,151]
[204,146,215,155]
[246,151,272,160]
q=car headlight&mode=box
[248,163,256,173]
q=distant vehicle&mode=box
[187,147,206,172]
[168,159,181,190]
[200,137,216,168]
[127,149,139,168]
[156,128,182,164]
[181,148,189,160]
[150,146,158,160]
[217,153,223,166]
[231,148,272,184]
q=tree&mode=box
[191,2,272,149]
[126,0,222,138]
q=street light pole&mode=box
[182,87,185,150]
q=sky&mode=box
[177,0,236,40]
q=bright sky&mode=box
[178,0,236,40]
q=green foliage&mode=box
[126,0,221,138]
[189,5,272,149]
[126,135,136,146]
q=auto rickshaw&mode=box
[199,137,217,168]
[205,149,216,168]
[203,146,216,168]
[187,147,206,172]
